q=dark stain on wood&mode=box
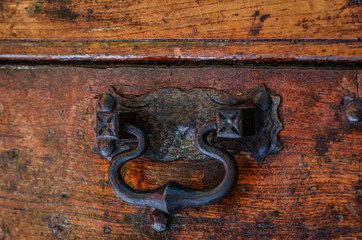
[314,127,343,158]
[249,10,270,36]
[103,226,112,234]
[43,215,72,239]
[54,6,79,20]
[5,180,17,193]
[25,1,44,17]
[260,14,270,22]
[314,135,331,157]
[25,0,79,21]
[0,224,10,240]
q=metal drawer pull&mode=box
[94,85,282,231]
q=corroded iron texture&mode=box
[94,85,282,231]
[97,85,282,163]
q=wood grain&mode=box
[0,40,361,63]
[0,66,361,239]
[1,0,361,40]
[0,0,361,62]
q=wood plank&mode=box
[0,0,361,61]
[1,0,361,40]
[0,66,361,239]
[0,40,361,62]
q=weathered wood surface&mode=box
[0,66,361,239]
[0,0,361,62]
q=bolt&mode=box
[98,94,115,112]
[149,208,169,232]
[104,226,112,234]
[251,135,270,163]
[255,135,270,155]
[253,91,272,111]
[345,100,362,122]
[97,139,115,157]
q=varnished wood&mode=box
[1,0,360,40]
[0,66,360,239]
[0,0,361,62]
[0,40,361,63]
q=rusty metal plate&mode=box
[98,84,282,163]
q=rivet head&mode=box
[253,91,272,111]
[98,94,115,112]
[251,135,270,163]
[97,139,115,157]
[345,100,362,122]
[150,209,169,232]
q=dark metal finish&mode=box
[98,94,115,112]
[216,107,256,138]
[216,109,243,138]
[94,85,282,231]
[150,209,170,232]
[97,139,115,157]
[105,121,237,214]
[345,100,362,122]
[96,112,120,140]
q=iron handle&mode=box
[108,122,237,214]
[94,85,282,231]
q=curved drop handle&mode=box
[94,86,282,231]
[108,122,238,214]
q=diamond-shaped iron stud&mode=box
[216,109,242,138]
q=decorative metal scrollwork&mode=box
[94,85,282,231]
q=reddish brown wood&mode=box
[0,0,361,62]
[0,40,361,63]
[1,0,361,40]
[0,66,361,239]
